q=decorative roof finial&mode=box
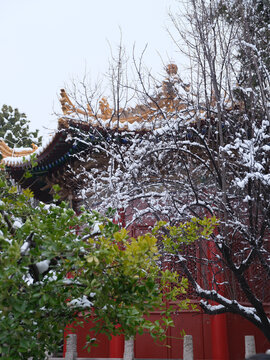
[166,63,178,76]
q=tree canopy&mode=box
[0,105,42,151]
[0,172,213,359]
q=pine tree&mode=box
[0,105,42,150]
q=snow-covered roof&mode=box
[0,135,57,167]
[0,64,186,169]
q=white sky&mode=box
[0,0,183,137]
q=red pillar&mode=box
[211,313,229,360]
[109,330,124,358]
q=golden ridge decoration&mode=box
[0,140,37,159]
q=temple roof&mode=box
[0,64,190,204]
[0,64,187,170]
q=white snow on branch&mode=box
[36,260,50,274]
[67,295,93,309]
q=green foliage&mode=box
[0,105,42,155]
[0,172,212,359]
[153,216,218,253]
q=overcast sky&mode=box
[0,0,183,138]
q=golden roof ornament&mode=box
[0,140,37,162]
[57,64,187,131]
[166,63,178,76]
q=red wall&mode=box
[227,312,270,360]
[134,310,212,360]
[64,308,270,359]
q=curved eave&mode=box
[3,131,71,170]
